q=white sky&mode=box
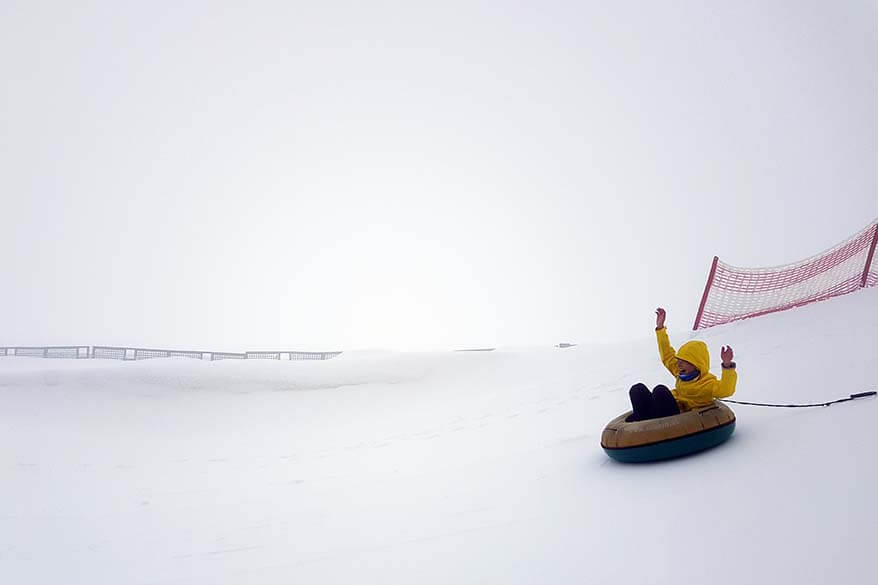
[2,1,876,351]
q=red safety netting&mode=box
[693,219,878,330]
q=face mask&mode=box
[679,370,699,382]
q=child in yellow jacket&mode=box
[628,307,737,421]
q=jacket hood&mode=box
[676,340,710,376]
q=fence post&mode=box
[861,222,878,288]
[693,256,719,331]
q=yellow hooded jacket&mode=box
[656,327,737,409]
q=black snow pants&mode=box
[628,383,681,422]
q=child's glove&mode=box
[721,345,735,368]
[656,307,666,329]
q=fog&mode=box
[2,1,876,351]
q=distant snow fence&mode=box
[1,346,341,361]
[694,217,878,330]
[1,346,91,359]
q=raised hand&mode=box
[656,307,667,329]
[721,345,734,366]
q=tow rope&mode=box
[721,391,876,408]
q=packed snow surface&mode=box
[2,289,876,584]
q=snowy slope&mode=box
[1,288,876,585]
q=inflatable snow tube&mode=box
[601,402,736,463]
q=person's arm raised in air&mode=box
[655,307,677,375]
[714,345,737,398]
